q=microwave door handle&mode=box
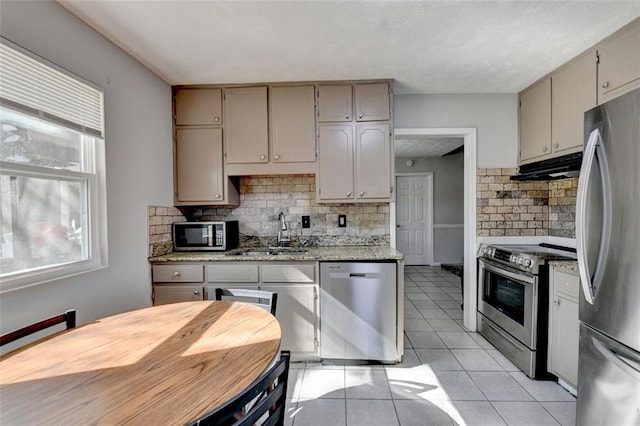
[207,225,213,247]
[577,129,612,305]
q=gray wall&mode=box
[0,1,173,346]
[394,94,518,168]
[396,153,464,264]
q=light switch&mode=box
[338,215,346,227]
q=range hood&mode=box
[510,152,583,181]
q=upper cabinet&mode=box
[269,86,316,163]
[551,51,597,156]
[355,83,391,121]
[519,78,551,163]
[174,88,222,126]
[224,86,269,164]
[318,85,353,122]
[597,19,640,104]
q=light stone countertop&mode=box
[149,246,404,263]
[550,260,579,273]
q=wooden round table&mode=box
[0,301,281,425]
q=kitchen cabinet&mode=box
[354,83,391,121]
[317,123,391,202]
[317,85,353,122]
[175,128,225,204]
[152,264,205,305]
[269,85,316,163]
[551,50,597,155]
[154,285,204,305]
[224,86,269,164]
[174,88,222,126]
[597,18,640,104]
[518,78,552,163]
[548,265,580,390]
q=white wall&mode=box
[0,1,173,346]
[394,94,518,167]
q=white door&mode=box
[396,174,432,265]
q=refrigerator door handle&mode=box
[576,129,612,305]
[591,336,640,379]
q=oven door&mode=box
[477,258,537,349]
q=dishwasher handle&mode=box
[350,273,366,277]
[328,272,387,279]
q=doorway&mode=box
[396,173,433,265]
[391,128,477,331]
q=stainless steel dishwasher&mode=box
[320,262,397,363]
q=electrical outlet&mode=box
[338,215,347,227]
[302,216,310,228]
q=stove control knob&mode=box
[524,259,532,268]
[517,257,524,265]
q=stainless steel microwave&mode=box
[173,221,239,251]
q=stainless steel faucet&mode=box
[277,211,290,247]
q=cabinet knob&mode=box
[213,116,220,122]
[602,81,610,89]
[345,114,350,120]
[553,143,559,149]
[358,113,363,119]
[215,194,221,199]
[193,290,200,295]
[274,154,280,160]
[542,146,548,152]
[173,271,181,277]
[260,155,266,160]
[359,191,365,196]
[553,298,561,307]
[346,192,352,197]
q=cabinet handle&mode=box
[260,155,266,160]
[358,113,363,119]
[274,154,280,160]
[359,191,365,196]
[602,81,610,89]
[345,114,350,120]
[173,271,181,277]
[553,143,559,149]
[553,298,561,307]
[215,194,221,199]
[213,116,220,122]
[346,192,352,197]
[542,147,548,152]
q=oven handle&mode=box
[479,259,535,285]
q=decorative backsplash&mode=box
[148,206,185,256]
[476,168,578,238]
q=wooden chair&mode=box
[214,288,278,316]
[0,309,76,347]
[190,350,291,426]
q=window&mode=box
[0,38,106,292]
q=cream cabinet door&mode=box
[317,125,354,200]
[175,128,224,204]
[153,285,203,306]
[519,78,551,163]
[224,86,269,163]
[317,85,353,122]
[355,83,390,121]
[552,51,597,154]
[598,20,640,103]
[355,123,391,199]
[269,86,316,163]
[261,284,318,355]
[174,88,222,126]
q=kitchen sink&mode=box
[226,248,309,257]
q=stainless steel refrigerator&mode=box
[576,86,640,424]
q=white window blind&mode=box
[0,38,104,137]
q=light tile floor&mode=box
[285,265,576,426]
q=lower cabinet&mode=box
[548,265,580,390]
[152,262,319,360]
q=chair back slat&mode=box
[0,309,76,347]
[214,288,278,316]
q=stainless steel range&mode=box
[476,243,576,379]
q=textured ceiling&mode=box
[57,1,640,94]
[395,137,464,157]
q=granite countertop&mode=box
[149,246,404,263]
[550,260,579,272]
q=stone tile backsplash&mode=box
[147,206,185,256]
[476,168,578,238]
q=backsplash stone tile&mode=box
[476,168,577,238]
[189,174,390,247]
[148,206,185,256]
